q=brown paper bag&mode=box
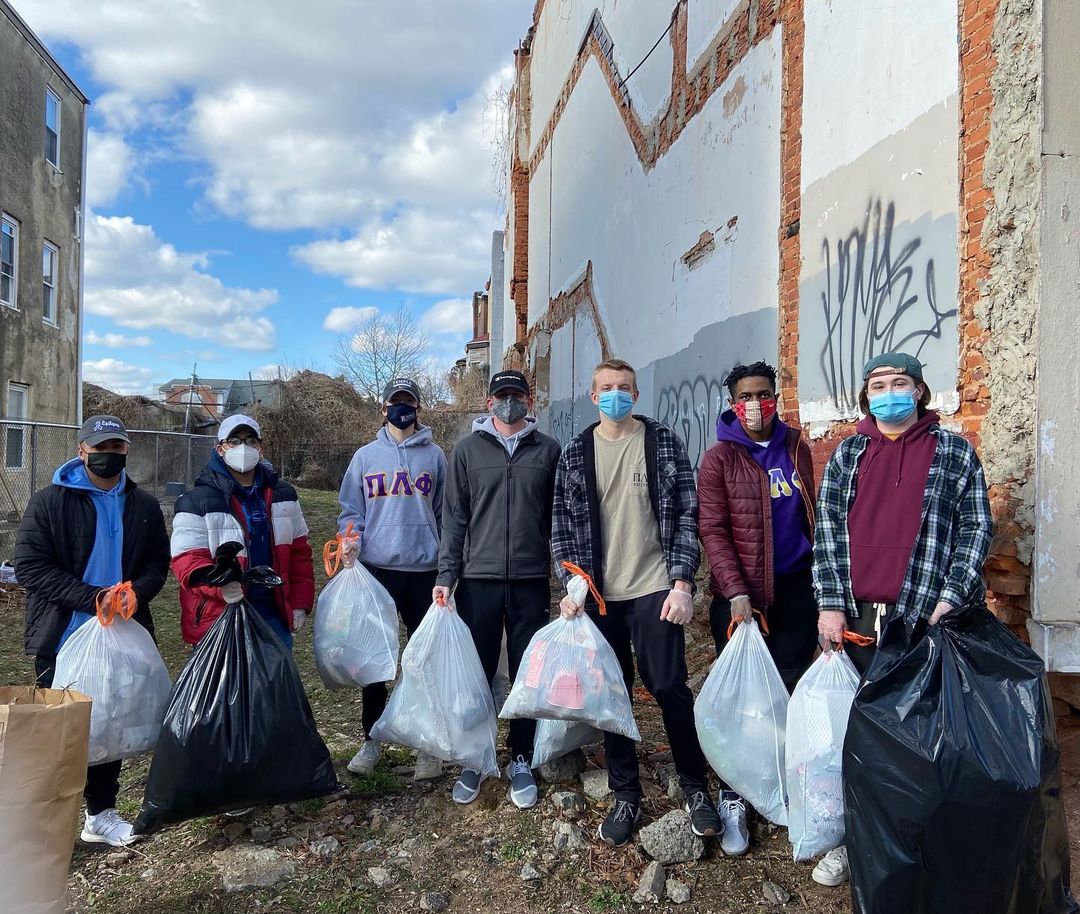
[0,686,92,914]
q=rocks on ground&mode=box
[638,810,705,864]
[579,768,612,801]
[666,878,692,904]
[539,750,586,784]
[212,846,295,892]
[309,836,341,858]
[520,862,544,881]
[549,790,585,814]
[633,861,667,904]
[552,821,589,853]
[763,879,792,905]
[419,891,449,912]
[368,866,396,889]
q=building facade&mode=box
[499,1,1080,681]
[0,0,87,433]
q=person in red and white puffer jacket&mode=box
[171,415,314,649]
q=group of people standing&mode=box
[14,348,992,894]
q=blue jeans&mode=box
[259,611,293,652]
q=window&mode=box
[0,217,17,310]
[42,242,58,324]
[5,383,28,470]
[45,89,61,167]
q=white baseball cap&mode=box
[218,414,262,442]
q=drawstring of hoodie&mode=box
[896,434,907,487]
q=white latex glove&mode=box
[660,587,694,625]
[729,595,752,623]
[221,582,244,605]
[928,600,954,626]
[560,574,589,620]
[818,609,847,644]
[341,538,360,567]
[432,585,451,609]
[292,609,308,632]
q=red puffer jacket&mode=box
[697,425,815,612]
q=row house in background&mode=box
[0,0,87,455]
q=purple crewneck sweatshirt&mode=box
[716,411,812,576]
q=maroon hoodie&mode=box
[847,410,939,604]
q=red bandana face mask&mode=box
[734,398,777,432]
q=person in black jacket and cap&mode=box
[433,370,561,810]
[14,415,170,847]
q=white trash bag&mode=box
[786,647,861,861]
[694,616,789,825]
[53,589,171,765]
[500,577,638,740]
[313,561,399,689]
[532,719,602,769]
[370,597,498,777]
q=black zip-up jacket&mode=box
[15,477,171,656]
[436,420,561,587]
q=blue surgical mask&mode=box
[598,390,634,422]
[868,390,917,424]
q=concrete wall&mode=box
[0,9,84,425]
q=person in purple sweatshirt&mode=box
[697,361,817,856]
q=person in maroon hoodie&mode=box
[697,360,817,856]
[809,351,993,888]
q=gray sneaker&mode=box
[452,768,485,805]
[505,755,538,809]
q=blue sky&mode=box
[16,1,532,394]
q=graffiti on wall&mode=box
[655,376,726,472]
[550,406,576,448]
[813,199,958,413]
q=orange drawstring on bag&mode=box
[323,522,359,578]
[95,581,137,626]
[727,607,771,640]
[559,561,607,616]
[840,630,875,648]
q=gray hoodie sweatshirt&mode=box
[338,425,447,571]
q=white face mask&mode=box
[223,444,260,473]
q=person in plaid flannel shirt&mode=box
[809,350,993,888]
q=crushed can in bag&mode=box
[370,595,498,777]
[695,614,788,825]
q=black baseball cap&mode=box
[489,370,529,397]
[382,377,422,405]
[79,415,130,447]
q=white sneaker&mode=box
[505,755,538,809]
[81,808,137,847]
[413,751,442,782]
[812,845,850,886]
[347,739,382,776]
[718,791,750,856]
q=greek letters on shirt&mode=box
[767,467,802,499]
[363,470,434,499]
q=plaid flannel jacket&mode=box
[551,415,700,594]
[812,424,993,622]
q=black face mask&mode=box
[85,451,127,480]
[386,403,418,430]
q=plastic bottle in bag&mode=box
[694,617,788,825]
[786,647,860,861]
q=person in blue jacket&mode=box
[338,377,447,780]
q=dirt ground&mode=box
[0,487,1076,914]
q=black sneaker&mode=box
[597,799,641,847]
[685,790,723,837]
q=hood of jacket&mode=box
[855,409,939,486]
[53,457,127,532]
[196,452,279,497]
[716,409,789,449]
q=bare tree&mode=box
[333,305,429,400]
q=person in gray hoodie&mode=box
[338,377,447,780]
[433,370,561,811]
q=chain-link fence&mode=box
[0,421,217,558]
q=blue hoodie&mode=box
[716,411,812,576]
[53,457,127,649]
[338,425,447,570]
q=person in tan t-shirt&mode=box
[551,359,721,849]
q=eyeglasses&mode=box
[223,436,260,447]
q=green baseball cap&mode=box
[862,352,924,382]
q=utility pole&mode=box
[184,362,197,434]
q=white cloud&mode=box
[85,214,278,351]
[322,306,379,333]
[86,130,135,209]
[82,358,154,396]
[420,298,473,336]
[85,331,153,347]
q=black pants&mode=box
[709,568,819,692]
[361,565,437,737]
[454,577,550,761]
[592,589,709,803]
[35,655,121,817]
[846,601,891,676]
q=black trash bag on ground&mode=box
[843,605,1076,914]
[134,574,340,834]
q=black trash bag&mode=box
[133,580,340,835]
[843,605,1076,914]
